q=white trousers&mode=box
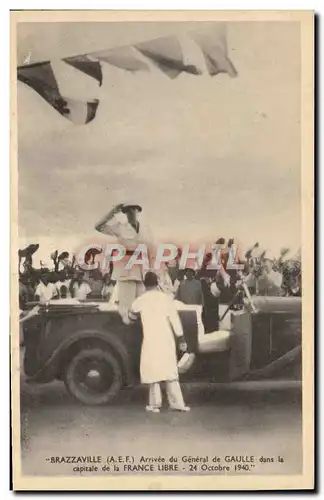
[149,381,186,409]
[117,281,145,323]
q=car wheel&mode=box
[64,348,123,405]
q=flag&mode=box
[92,46,149,72]
[17,62,100,125]
[18,62,62,108]
[135,36,201,79]
[58,97,99,125]
[191,25,238,77]
[63,55,103,86]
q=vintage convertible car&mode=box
[21,292,302,405]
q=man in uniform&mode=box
[95,202,154,322]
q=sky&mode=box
[17,21,301,261]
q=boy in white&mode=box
[71,273,92,300]
[129,272,190,413]
[35,274,58,304]
[55,271,72,298]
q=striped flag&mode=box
[135,36,201,79]
[191,24,238,77]
[17,62,100,125]
[63,54,103,86]
[92,46,149,72]
[58,96,99,125]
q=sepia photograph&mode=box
[11,10,314,491]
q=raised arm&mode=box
[94,204,124,235]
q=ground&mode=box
[20,376,303,477]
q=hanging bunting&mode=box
[63,54,103,86]
[91,46,149,72]
[17,24,237,125]
[17,62,100,125]
[135,36,201,79]
[191,26,238,78]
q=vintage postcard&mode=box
[11,10,314,491]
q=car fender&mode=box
[27,328,133,385]
[243,345,302,381]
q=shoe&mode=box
[145,405,160,413]
[170,406,190,412]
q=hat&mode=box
[121,202,142,213]
[58,251,69,261]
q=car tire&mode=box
[64,347,123,405]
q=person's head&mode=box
[204,252,213,265]
[50,272,59,283]
[66,268,75,279]
[91,268,102,281]
[177,269,186,281]
[76,271,85,284]
[144,271,158,290]
[39,272,49,286]
[103,273,111,284]
[59,270,67,282]
[264,259,273,273]
[185,268,196,281]
[272,260,280,272]
[59,285,68,299]
[122,203,142,226]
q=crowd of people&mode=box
[18,205,301,326]
[18,238,302,311]
[18,249,108,309]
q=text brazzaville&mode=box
[76,243,244,272]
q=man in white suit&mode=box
[129,272,190,413]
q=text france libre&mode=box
[48,455,258,472]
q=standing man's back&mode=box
[129,272,189,413]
